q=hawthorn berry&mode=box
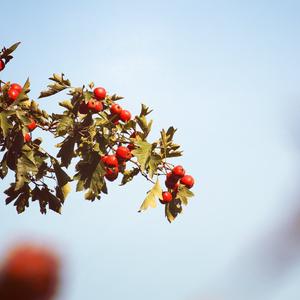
[78,102,89,114]
[105,167,119,181]
[87,99,103,112]
[116,146,132,161]
[10,83,22,93]
[0,59,5,71]
[165,179,178,189]
[180,175,194,189]
[110,103,122,115]
[24,133,31,143]
[27,119,37,132]
[101,155,118,167]
[119,110,131,122]
[93,87,106,100]
[0,244,60,300]
[172,165,185,178]
[161,191,173,204]
[7,88,20,101]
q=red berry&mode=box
[94,101,103,112]
[87,100,103,112]
[172,165,185,178]
[0,244,60,300]
[78,102,89,114]
[119,110,131,122]
[161,191,173,204]
[24,133,31,143]
[93,87,106,100]
[0,59,5,71]
[8,88,20,101]
[165,179,178,189]
[105,167,119,181]
[27,119,37,132]
[116,146,132,161]
[110,103,122,115]
[102,155,118,167]
[10,83,22,93]
[166,172,179,183]
[180,175,194,189]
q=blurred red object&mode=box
[0,243,60,300]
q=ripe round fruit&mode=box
[87,100,103,112]
[94,101,103,112]
[180,175,194,189]
[161,191,173,203]
[110,103,122,115]
[8,88,20,101]
[102,155,118,167]
[78,102,89,114]
[24,133,31,143]
[105,167,119,181]
[93,87,106,100]
[116,146,132,161]
[10,83,22,93]
[165,179,178,189]
[0,59,5,71]
[0,244,60,300]
[27,119,37,132]
[119,110,131,122]
[172,165,185,178]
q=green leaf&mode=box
[74,152,106,200]
[59,100,73,111]
[176,186,194,206]
[120,168,139,185]
[56,115,73,136]
[40,187,62,214]
[138,179,162,212]
[148,153,162,179]
[57,136,76,167]
[52,160,72,201]
[132,141,152,171]
[50,73,71,86]
[15,154,38,191]
[2,42,21,56]
[0,111,13,137]
[165,199,182,223]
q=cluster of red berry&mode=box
[101,146,132,181]
[7,83,22,102]
[109,102,131,124]
[1,82,38,143]
[161,165,194,204]
[79,87,106,113]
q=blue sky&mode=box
[1,1,300,299]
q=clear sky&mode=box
[1,1,300,299]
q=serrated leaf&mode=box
[56,115,73,136]
[57,136,76,167]
[120,167,139,185]
[138,179,162,212]
[148,153,162,179]
[59,100,73,110]
[39,82,67,99]
[2,42,21,57]
[40,187,62,214]
[15,154,38,191]
[165,199,182,223]
[176,186,194,206]
[50,73,71,86]
[131,141,152,171]
[0,111,13,137]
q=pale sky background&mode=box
[1,1,300,299]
